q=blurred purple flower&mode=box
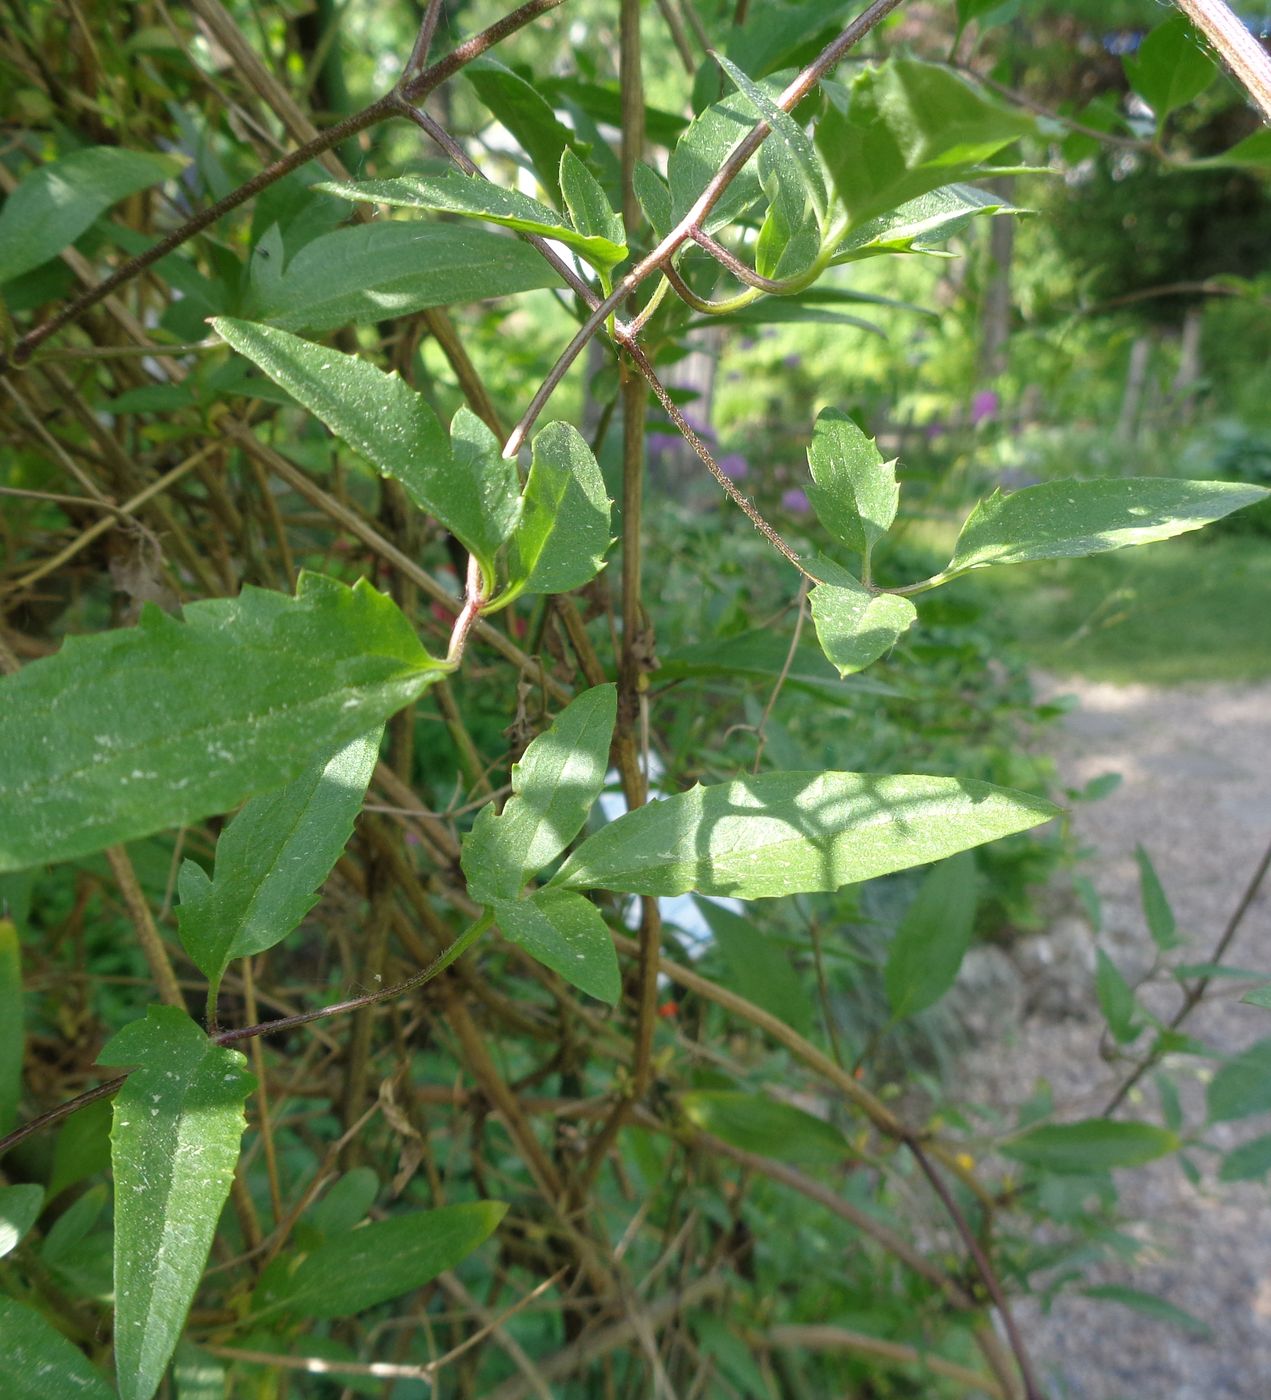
[717,452,748,481]
[970,389,1000,426]
[781,488,810,513]
[646,432,680,459]
[783,353,802,370]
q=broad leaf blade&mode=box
[462,684,617,901]
[0,574,443,873]
[806,408,898,557]
[178,729,380,994]
[558,149,626,269]
[506,421,612,597]
[681,1090,849,1165]
[553,771,1057,899]
[834,183,1025,262]
[248,221,562,332]
[946,478,1270,575]
[493,889,620,1004]
[213,318,518,570]
[1001,1120,1178,1173]
[466,59,576,203]
[99,1007,254,1400]
[0,1297,114,1400]
[254,1201,505,1319]
[1124,16,1216,128]
[809,577,915,676]
[1207,1039,1271,1123]
[0,147,184,284]
[669,87,767,232]
[884,852,978,1020]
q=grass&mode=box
[976,533,1271,684]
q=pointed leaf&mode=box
[316,171,626,270]
[254,1201,505,1319]
[558,149,626,269]
[1080,1285,1209,1336]
[505,421,612,598]
[806,408,898,557]
[681,1090,849,1165]
[694,898,812,1038]
[633,161,672,240]
[1124,16,1216,127]
[0,916,20,1133]
[466,58,576,203]
[1243,985,1271,1011]
[178,729,380,994]
[809,579,916,676]
[1207,1038,1271,1123]
[552,771,1058,899]
[1135,845,1180,951]
[0,576,441,874]
[669,87,768,233]
[1095,950,1141,1045]
[0,1183,43,1260]
[834,183,1025,262]
[247,220,562,332]
[0,147,185,284]
[944,478,1270,576]
[1001,1119,1178,1173]
[462,684,617,902]
[493,889,620,1004]
[1220,1133,1271,1183]
[213,318,518,571]
[0,1297,114,1400]
[99,1007,254,1400]
[884,852,978,1019]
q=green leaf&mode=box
[0,574,443,874]
[1220,1132,1271,1183]
[172,1344,226,1400]
[1135,845,1180,951]
[466,58,577,203]
[0,916,20,1134]
[254,1201,505,1320]
[99,1007,254,1400]
[492,889,620,1004]
[1207,1038,1271,1123]
[633,161,672,240]
[558,149,626,270]
[47,1099,112,1201]
[809,578,916,676]
[247,220,562,332]
[1124,16,1216,129]
[212,318,519,574]
[1204,127,1271,169]
[806,408,898,559]
[1001,1120,1178,1174]
[884,852,978,1020]
[308,1168,379,1235]
[0,1183,43,1259]
[0,147,185,284]
[462,684,617,902]
[552,771,1057,899]
[178,729,380,998]
[834,183,1025,262]
[693,898,812,1038]
[1095,950,1141,1045]
[816,60,1032,233]
[316,171,625,271]
[943,478,1270,577]
[504,421,612,599]
[657,629,902,701]
[669,86,769,232]
[680,1090,849,1165]
[1243,985,1271,1011]
[1080,1285,1209,1336]
[0,1297,114,1400]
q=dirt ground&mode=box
[964,677,1271,1400]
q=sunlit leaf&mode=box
[558,148,626,269]
[493,889,620,1004]
[1124,16,1216,129]
[806,409,898,558]
[809,577,916,676]
[0,1183,43,1260]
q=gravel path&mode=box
[965,677,1271,1400]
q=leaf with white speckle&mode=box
[0,1296,114,1399]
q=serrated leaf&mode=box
[809,578,916,676]
[0,1183,43,1259]
[492,889,620,1004]
[99,1007,254,1400]
[558,149,626,270]
[212,318,519,573]
[0,147,185,284]
[1080,1285,1209,1336]
[246,220,562,332]
[669,86,770,232]
[1207,1038,1271,1123]
[0,916,20,1133]
[1135,845,1180,951]
[253,1201,505,1320]
[1095,950,1141,1045]
[462,684,617,902]
[943,478,1270,577]
[552,771,1057,899]
[178,729,380,998]
[0,574,443,874]
[1124,16,1216,128]
[0,1297,114,1400]
[806,409,898,557]
[694,898,812,1038]
[466,58,576,203]
[316,171,626,270]
[681,1090,849,1165]
[816,60,1032,233]
[1001,1119,1177,1173]
[884,852,978,1020]
[505,421,612,599]
[834,183,1025,262]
